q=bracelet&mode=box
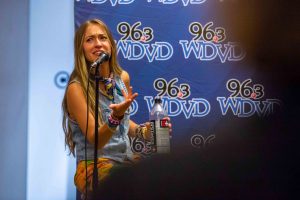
[135,124,147,140]
[108,114,120,128]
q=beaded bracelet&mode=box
[135,124,147,140]
[108,114,120,128]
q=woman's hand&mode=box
[109,86,138,117]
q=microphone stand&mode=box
[92,62,100,196]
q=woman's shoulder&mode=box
[65,79,85,121]
[67,79,83,97]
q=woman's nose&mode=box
[95,38,102,46]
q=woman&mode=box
[62,19,152,196]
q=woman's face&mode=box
[82,23,111,63]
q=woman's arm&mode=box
[67,82,115,149]
[120,71,138,137]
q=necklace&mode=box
[100,73,115,101]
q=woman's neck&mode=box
[99,63,110,78]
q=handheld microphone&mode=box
[91,52,110,68]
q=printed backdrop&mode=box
[73,0,280,151]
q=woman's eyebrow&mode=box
[85,33,106,38]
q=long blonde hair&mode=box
[62,19,123,155]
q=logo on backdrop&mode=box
[129,137,152,155]
[116,21,173,62]
[144,77,211,119]
[217,78,281,117]
[85,0,207,7]
[54,71,69,89]
[191,134,215,149]
[180,21,246,63]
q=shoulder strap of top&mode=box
[115,75,128,95]
[69,78,81,86]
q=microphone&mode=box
[91,52,110,68]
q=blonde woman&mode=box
[62,19,152,196]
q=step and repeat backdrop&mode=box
[71,0,281,151]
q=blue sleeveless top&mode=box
[69,75,133,162]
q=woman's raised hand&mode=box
[109,86,138,117]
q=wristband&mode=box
[108,114,120,128]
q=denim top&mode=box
[69,75,133,162]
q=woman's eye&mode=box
[100,36,107,41]
[86,38,93,42]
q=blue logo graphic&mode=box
[54,71,69,89]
